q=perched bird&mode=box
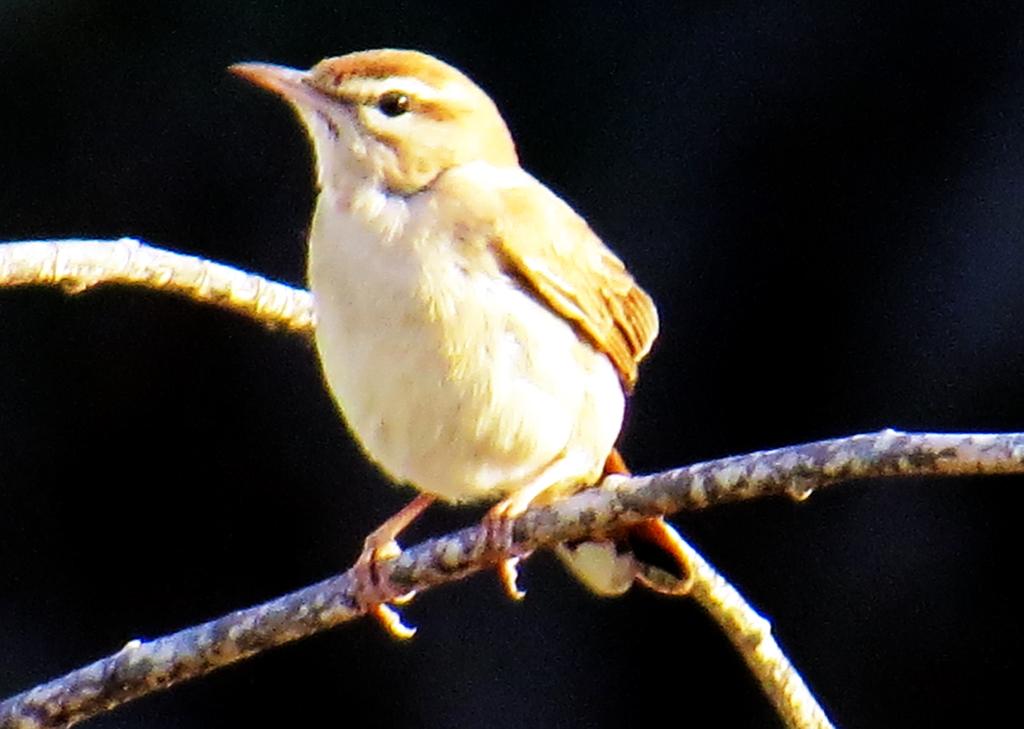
[231,49,689,633]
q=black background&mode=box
[3,2,1024,727]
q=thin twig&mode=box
[0,239,314,332]
[660,525,833,729]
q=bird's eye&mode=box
[377,91,411,117]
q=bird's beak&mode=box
[229,62,323,109]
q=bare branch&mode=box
[0,239,314,333]
[6,239,1019,729]
[2,427,1021,728]
[666,526,834,729]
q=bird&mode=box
[230,49,690,634]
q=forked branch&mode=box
[5,239,1020,729]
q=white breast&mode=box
[307,176,624,503]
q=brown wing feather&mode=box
[490,185,658,392]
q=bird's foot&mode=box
[629,517,695,596]
[481,498,531,600]
[349,493,435,638]
[352,532,418,639]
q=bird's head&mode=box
[231,49,518,195]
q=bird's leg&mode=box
[627,517,695,595]
[353,492,436,638]
[603,448,694,593]
[481,479,554,600]
[554,449,694,596]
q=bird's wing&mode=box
[486,180,659,392]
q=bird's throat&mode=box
[316,173,412,248]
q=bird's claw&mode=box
[498,557,526,600]
[482,502,530,600]
[370,603,417,639]
[353,536,418,639]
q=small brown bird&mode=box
[231,49,689,634]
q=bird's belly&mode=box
[308,210,624,503]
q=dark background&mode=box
[2,2,1023,726]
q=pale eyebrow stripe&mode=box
[338,76,441,102]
